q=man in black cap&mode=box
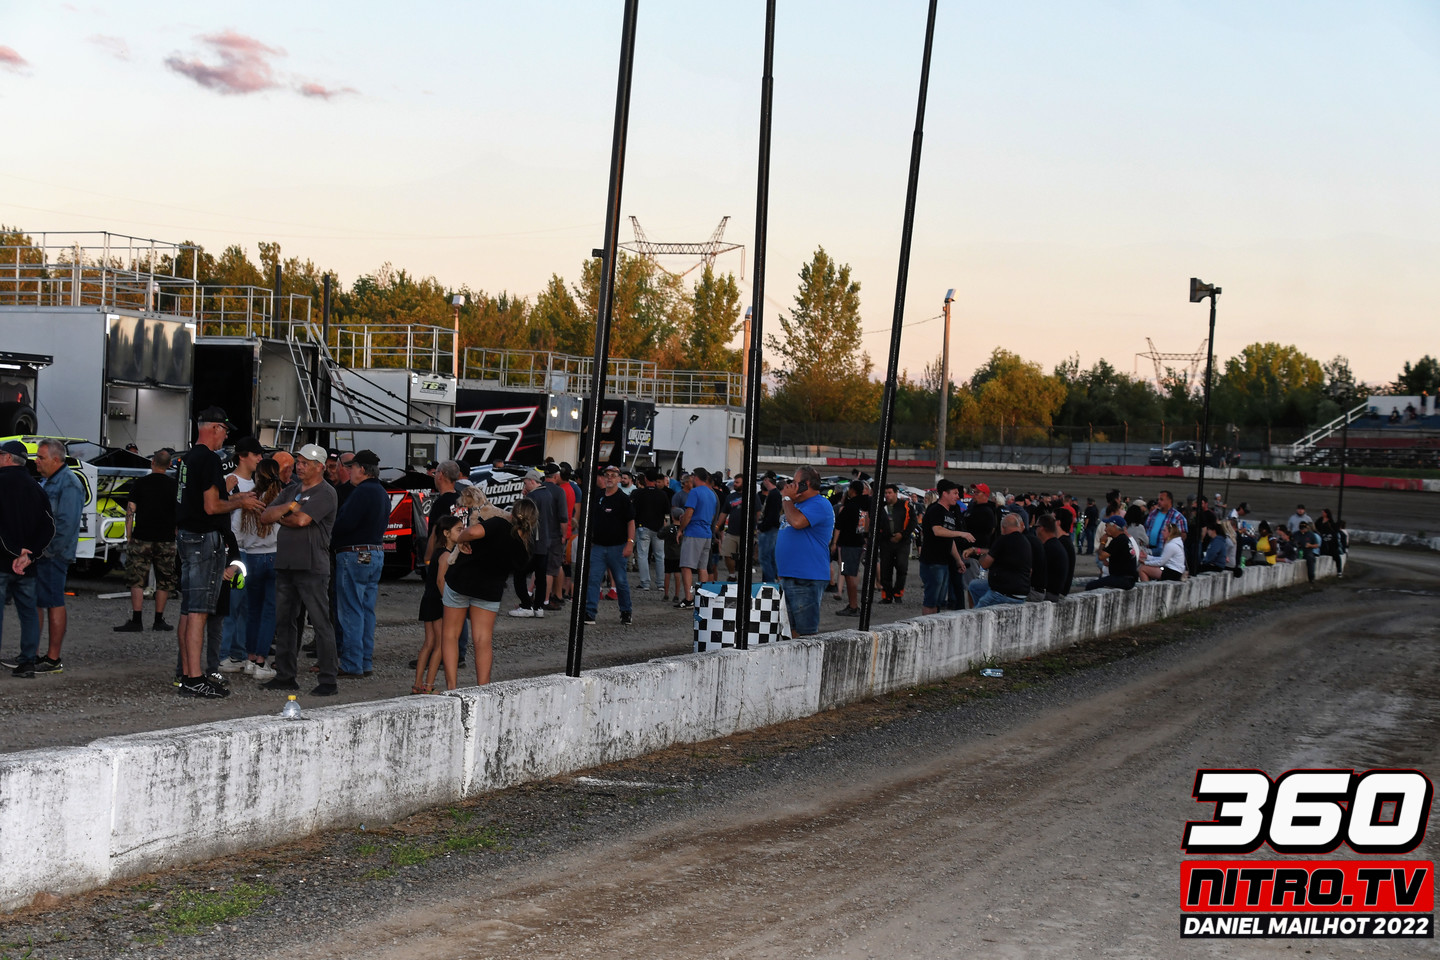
[0,441,54,677]
[1087,515,1139,591]
[175,407,259,698]
[331,449,388,677]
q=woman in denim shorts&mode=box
[439,494,537,690]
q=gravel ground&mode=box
[1,545,1434,958]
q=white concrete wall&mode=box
[0,558,1330,911]
[1347,529,1440,552]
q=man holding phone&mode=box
[774,466,834,637]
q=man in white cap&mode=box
[260,443,340,696]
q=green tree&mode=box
[575,252,686,362]
[763,247,879,432]
[1394,355,1440,396]
[532,274,586,354]
[677,265,742,371]
[1212,342,1324,429]
[1052,357,1162,429]
[956,348,1066,442]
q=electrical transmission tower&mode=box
[1135,337,1208,388]
[619,216,745,278]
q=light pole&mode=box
[936,288,954,482]
[1189,277,1221,506]
[671,413,700,477]
[450,293,464,379]
[741,306,753,404]
[1328,384,1350,524]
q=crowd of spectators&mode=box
[0,411,1353,699]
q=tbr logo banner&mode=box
[1180,768,1434,939]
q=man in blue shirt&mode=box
[330,449,389,677]
[675,468,717,609]
[775,465,834,636]
[33,438,86,675]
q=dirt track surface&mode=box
[296,548,1440,960]
[1,481,1434,754]
[2,544,1435,958]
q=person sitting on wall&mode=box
[1087,516,1138,591]
[1140,523,1187,582]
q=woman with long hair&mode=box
[1140,523,1187,581]
[433,495,538,690]
[414,514,462,694]
[236,457,283,678]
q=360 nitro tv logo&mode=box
[1181,768,1434,939]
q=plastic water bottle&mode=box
[281,695,302,720]
[980,668,1003,678]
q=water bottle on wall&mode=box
[281,695,302,720]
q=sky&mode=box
[2,1,1437,387]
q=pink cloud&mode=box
[0,45,27,72]
[89,34,131,61]
[297,81,356,100]
[165,29,283,94]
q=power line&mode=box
[861,311,943,336]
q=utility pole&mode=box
[936,288,953,482]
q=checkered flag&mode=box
[692,582,792,652]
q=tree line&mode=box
[4,228,1434,442]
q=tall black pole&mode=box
[1197,292,1217,506]
[565,0,639,678]
[734,0,776,652]
[858,0,938,632]
[1337,414,1348,524]
[319,273,332,449]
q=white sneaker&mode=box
[508,607,535,618]
[250,663,277,681]
[218,656,249,673]
[533,608,544,618]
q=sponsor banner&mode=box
[1180,767,1435,941]
[476,475,525,509]
[455,388,548,467]
[581,398,654,468]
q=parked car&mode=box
[1147,440,1222,467]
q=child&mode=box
[413,514,462,694]
[662,507,683,602]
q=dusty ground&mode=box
[1,543,1435,958]
[0,482,1431,754]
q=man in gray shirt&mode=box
[259,443,340,696]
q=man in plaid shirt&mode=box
[1143,490,1188,552]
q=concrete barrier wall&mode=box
[0,558,1332,911]
[1348,529,1440,552]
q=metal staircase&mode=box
[305,323,360,450]
[1286,402,1368,462]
